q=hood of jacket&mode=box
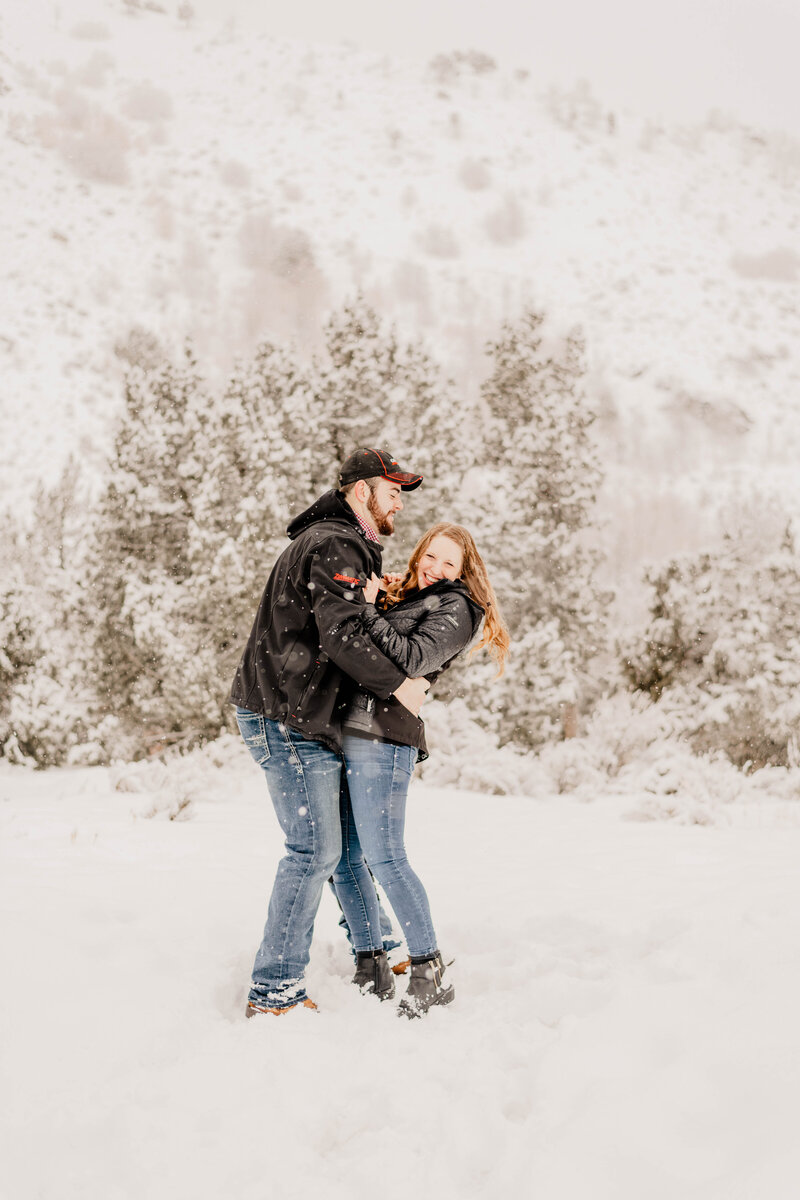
[286,489,369,542]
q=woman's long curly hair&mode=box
[383,522,510,674]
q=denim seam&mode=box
[389,747,436,957]
[269,755,317,984]
[339,799,380,953]
[279,722,304,769]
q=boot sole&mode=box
[355,983,396,1001]
[246,998,318,1017]
[398,984,455,1018]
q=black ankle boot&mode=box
[398,951,454,1018]
[353,950,395,1001]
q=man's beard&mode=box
[367,489,395,536]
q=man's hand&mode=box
[382,572,403,587]
[363,572,381,604]
[393,677,430,717]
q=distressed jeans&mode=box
[236,708,385,1008]
[340,736,437,959]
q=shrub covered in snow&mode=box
[622,529,800,768]
[0,464,109,767]
[416,699,546,795]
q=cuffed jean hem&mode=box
[248,978,307,1010]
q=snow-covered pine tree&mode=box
[310,299,475,560]
[622,524,800,768]
[87,349,217,755]
[0,559,43,763]
[0,462,100,766]
[460,311,606,748]
[88,338,326,757]
[185,341,311,693]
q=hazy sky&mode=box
[190,0,800,135]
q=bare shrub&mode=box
[61,111,130,183]
[463,50,497,75]
[218,159,251,188]
[149,194,175,239]
[122,82,173,122]
[113,326,165,370]
[237,213,328,349]
[51,84,92,130]
[401,185,417,211]
[238,212,316,277]
[73,51,115,88]
[429,50,498,86]
[271,229,316,278]
[41,90,130,183]
[417,223,460,259]
[279,178,303,202]
[70,21,110,41]
[393,260,431,307]
[485,194,526,245]
[458,157,491,191]
[239,212,273,271]
[545,79,604,133]
[730,248,799,283]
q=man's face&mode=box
[367,479,404,536]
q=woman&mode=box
[331,523,509,1017]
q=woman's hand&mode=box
[382,572,403,587]
[363,573,381,604]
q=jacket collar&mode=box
[286,489,376,543]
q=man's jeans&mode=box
[236,708,386,1009]
[341,736,437,959]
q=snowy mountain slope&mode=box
[2,0,799,570]
[2,754,800,1199]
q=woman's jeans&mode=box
[339,736,438,960]
[236,708,387,1009]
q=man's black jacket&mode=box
[229,490,405,751]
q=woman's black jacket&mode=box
[342,579,484,760]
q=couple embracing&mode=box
[230,448,508,1019]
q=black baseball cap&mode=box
[339,448,423,491]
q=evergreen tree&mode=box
[622,526,800,768]
[0,462,99,766]
[88,349,214,753]
[310,299,476,560]
[457,311,606,748]
[186,341,309,693]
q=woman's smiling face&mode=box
[416,535,464,588]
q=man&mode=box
[230,448,429,1016]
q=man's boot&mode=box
[398,951,454,1018]
[353,949,395,1000]
[246,998,318,1017]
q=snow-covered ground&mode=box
[2,751,799,1199]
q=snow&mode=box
[3,0,800,572]
[3,4,800,1191]
[2,752,800,1198]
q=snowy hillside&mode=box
[2,0,800,575]
[2,750,800,1199]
